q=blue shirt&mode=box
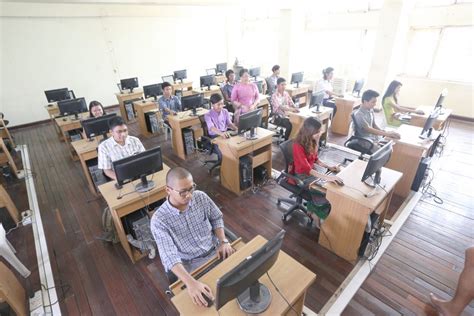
[222,82,234,100]
[158,95,182,120]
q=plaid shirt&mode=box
[150,190,224,272]
[97,135,145,170]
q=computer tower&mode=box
[88,163,108,190]
[182,128,195,155]
[145,111,160,133]
[411,157,430,191]
[124,101,135,120]
[359,212,380,258]
[240,155,253,190]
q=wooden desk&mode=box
[171,235,316,316]
[410,106,452,130]
[215,75,226,85]
[71,137,101,196]
[287,106,332,142]
[386,124,439,199]
[213,128,274,195]
[44,103,63,139]
[55,112,89,160]
[115,90,144,122]
[134,99,163,138]
[172,80,193,95]
[98,165,170,263]
[257,93,270,128]
[285,84,310,108]
[319,159,402,263]
[331,95,361,135]
[193,85,223,99]
[168,108,209,160]
[0,262,27,316]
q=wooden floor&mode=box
[2,113,473,315]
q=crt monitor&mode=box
[249,67,261,80]
[361,141,393,187]
[143,84,163,100]
[238,109,262,139]
[81,113,117,140]
[44,88,71,103]
[113,146,164,193]
[352,79,365,97]
[200,75,215,90]
[57,97,88,117]
[181,94,203,116]
[420,111,439,139]
[120,77,139,93]
[216,62,227,74]
[290,72,304,88]
[216,229,285,313]
[173,69,187,83]
[310,91,325,111]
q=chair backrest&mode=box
[279,139,294,172]
[198,114,210,137]
[265,78,274,96]
[255,81,263,94]
[350,111,360,136]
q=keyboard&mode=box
[399,114,411,121]
[180,258,223,290]
[229,131,239,137]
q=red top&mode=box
[288,142,318,184]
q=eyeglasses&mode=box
[168,183,197,197]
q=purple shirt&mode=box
[205,108,232,136]
[231,82,259,122]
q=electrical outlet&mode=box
[30,290,45,316]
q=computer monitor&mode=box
[249,67,261,80]
[173,69,187,83]
[206,68,217,75]
[181,94,203,116]
[215,229,285,313]
[216,62,227,74]
[420,111,439,139]
[81,113,117,140]
[238,109,262,139]
[352,79,365,97]
[434,89,448,110]
[57,97,88,118]
[120,77,139,93]
[310,91,325,111]
[361,141,393,187]
[143,84,163,100]
[162,75,175,84]
[45,88,71,103]
[200,75,215,90]
[290,72,304,88]
[113,146,164,193]
[255,81,264,94]
[428,134,442,158]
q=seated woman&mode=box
[314,67,342,117]
[382,80,424,127]
[290,117,343,221]
[81,100,107,138]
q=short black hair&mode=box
[225,69,234,79]
[323,67,334,80]
[276,77,286,85]
[166,167,192,186]
[272,65,280,72]
[108,116,126,130]
[362,89,380,103]
[239,68,249,77]
[161,82,172,89]
[209,93,223,105]
[88,100,105,117]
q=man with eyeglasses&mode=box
[150,167,235,307]
[98,116,145,180]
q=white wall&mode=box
[0,2,234,126]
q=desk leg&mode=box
[171,126,186,160]
[285,290,306,316]
[220,154,241,195]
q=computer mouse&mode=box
[336,181,345,187]
[62,118,67,121]
[202,293,214,307]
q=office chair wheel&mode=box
[277,200,281,206]
[281,215,288,222]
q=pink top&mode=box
[231,82,259,123]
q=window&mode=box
[416,0,455,7]
[403,29,440,77]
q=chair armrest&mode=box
[279,171,305,188]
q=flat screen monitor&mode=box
[113,146,163,193]
[206,68,217,75]
[255,80,263,94]
[200,75,215,90]
[57,97,87,116]
[173,69,187,83]
[352,79,365,97]
[435,94,445,109]
[249,67,261,79]
[162,75,175,84]
[143,84,163,100]
[361,141,393,187]
[216,63,227,74]
[215,230,285,313]
[45,88,71,103]
[310,92,325,111]
[120,77,139,93]
[290,72,304,88]
[81,113,117,140]
[420,111,439,139]
[238,109,262,139]
[181,94,203,116]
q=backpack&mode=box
[101,207,119,243]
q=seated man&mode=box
[158,82,182,122]
[271,77,299,140]
[98,116,145,180]
[266,64,280,95]
[352,89,401,149]
[151,167,235,307]
[204,93,237,162]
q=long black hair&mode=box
[382,80,402,105]
[88,100,105,118]
[322,67,334,80]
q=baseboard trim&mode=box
[450,114,474,122]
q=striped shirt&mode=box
[271,90,295,117]
[150,190,224,272]
[97,135,145,170]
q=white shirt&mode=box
[97,135,145,170]
[315,79,333,99]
